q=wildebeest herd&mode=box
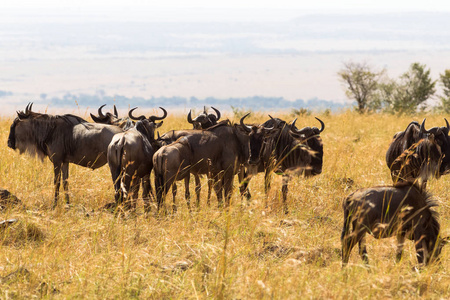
[5,103,450,267]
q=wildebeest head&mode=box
[387,119,450,176]
[288,117,325,176]
[187,106,221,129]
[8,103,48,160]
[425,119,450,175]
[391,121,444,189]
[239,113,275,168]
[90,104,119,124]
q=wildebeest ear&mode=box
[17,111,29,120]
[155,121,163,128]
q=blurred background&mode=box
[1,0,450,115]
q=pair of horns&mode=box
[240,113,274,132]
[97,104,118,118]
[290,117,325,134]
[187,106,221,123]
[129,107,167,122]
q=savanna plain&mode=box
[1,110,450,299]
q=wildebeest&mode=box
[153,114,271,211]
[386,119,450,181]
[341,182,448,266]
[7,103,124,207]
[243,116,325,213]
[107,107,166,210]
[389,132,442,191]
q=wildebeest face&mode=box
[248,126,276,166]
[8,115,46,160]
[289,129,323,176]
[428,127,450,175]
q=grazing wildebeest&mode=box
[341,182,448,266]
[107,107,166,210]
[186,106,221,129]
[242,116,325,213]
[390,132,442,191]
[153,114,271,211]
[7,103,124,207]
[386,119,450,181]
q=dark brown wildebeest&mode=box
[390,132,443,191]
[107,107,166,210]
[153,115,271,211]
[386,119,450,181]
[341,182,448,266]
[153,107,228,209]
[186,106,221,129]
[242,116,325,214]
[7,103,124,207]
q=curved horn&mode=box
[90,113,105,123]
[419,118,429,135]
[149,107,168,122]
[25,102,33,114]
[445,118,449,134]
[203,106,207,114]
[211,106,221,120]
[240,113,252,132]
[187,110,194,124]
[128,107,145,121]
[98,104,106,117]
[113,105,118,118]
[315,117,325,133]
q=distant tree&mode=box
[338,62,384,113]
[387,62,436,114]
[438,69,450,113]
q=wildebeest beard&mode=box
[8,113,86,162]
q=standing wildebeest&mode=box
[154,107,227,209]
[107,107,166,210]
[341,182,448,266]
[7,103,124,207]
[386,119,450,181]
[243,116,325,213]
[153,115,271,211]
[389,132,443,191]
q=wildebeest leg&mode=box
[126,176,140,210]
[358,235,369,264]
[213,175,224,208]
[223,170,234,207]
[172,182,178,213]
[264,170,272,195]
[52,163,62,209]
[282,175,289,214]
[194,174,201,208]
[61,163,70,205]
[396,234,406,262]
[184,177,191,211]
[142,174,152,212]
[238,166,251,202]
[414,232,428,265]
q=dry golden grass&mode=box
[1,110,450,298]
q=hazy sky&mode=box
[4,0,450,10]
[4,0,450,23]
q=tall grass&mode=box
[1,110,450,298]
